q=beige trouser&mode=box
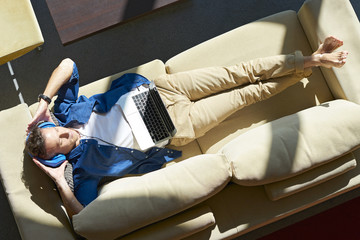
[154,51,312,146]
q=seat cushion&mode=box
[120,205,215,240]
[220,99,360,186]
[265,152,357,201]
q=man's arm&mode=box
[42,58,75,100]
[33,159,84,219]
[27,58,75,132]
[55,174,84,218]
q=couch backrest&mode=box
[28,59,167,116]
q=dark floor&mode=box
[1,0,359,239]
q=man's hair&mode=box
[25,125,47,159]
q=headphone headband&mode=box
[37,121,56,129]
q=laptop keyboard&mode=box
[133,91,170,143]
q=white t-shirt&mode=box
[75,86,168,151]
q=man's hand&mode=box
[26,100,54,133]
[26,58,75,134]
[32,158,84,218]
[32,158,67,183]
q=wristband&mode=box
[38,94,51,104]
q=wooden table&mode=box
[46,0,181,45]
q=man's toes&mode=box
[341,51,349,59]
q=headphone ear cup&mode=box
[37,154,67,168]
[53,154,67,162]
[27,121,66,167]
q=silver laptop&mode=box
[118,81,177,150]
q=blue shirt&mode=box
[54,63,181,206]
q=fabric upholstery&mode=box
[265,153,357,200]
[187,159,360,240]
[298,0,360,104]
[120,205,215,240]
[165,10,333,154]
[78,59,167,97]
[0,0,43,65]
[221,99,360,186]
[1,0,360,240]
[28,59,167,116]
[158,52,311,147]
[0,104,76,239]
[72,154,231,239]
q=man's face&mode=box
[41,127,79,159]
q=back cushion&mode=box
[72,154,231,240]
[220,99,360,186]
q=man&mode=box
[26,36,348,219]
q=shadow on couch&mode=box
[21,151,79,238]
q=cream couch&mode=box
[0,0,44,65]
[1,0,360,239]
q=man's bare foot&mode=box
[315,51,348,68]
[312,36,343,55]
[304,51,348,69]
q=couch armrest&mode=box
[298,0,360,104]
[0,104,76,240]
